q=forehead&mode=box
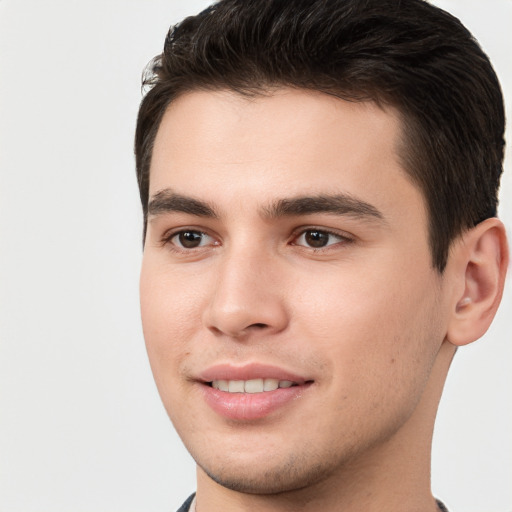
[149,88,422,221]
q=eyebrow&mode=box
[262,194,385,221]
[147,189,384,224]
[148,189,218,219]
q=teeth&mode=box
[244,378,264,394]
[211,378,297,393]
[228,380,245,393]
[263,378,279,391]
[216,380,228,392]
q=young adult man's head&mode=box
[135,1,508,510]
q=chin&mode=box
[195,450,338,495]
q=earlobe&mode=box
[446,218,509,347]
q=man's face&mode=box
[140,89,450,493]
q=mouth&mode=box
[208,378,300,393]
[198,364,314,420]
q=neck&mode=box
[195,341,455,512]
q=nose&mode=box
[202,247,289,339]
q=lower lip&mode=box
[200,384,311,421]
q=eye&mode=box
[294,229,349,249]
[169,230,215,249]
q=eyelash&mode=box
[290,227,354,251]
[160,229,216,252]
[160,227,354,253]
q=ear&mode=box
[446,218,509,347]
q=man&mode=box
[134,1,508,511]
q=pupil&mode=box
[179,231,202,248]
[305,230,328,248]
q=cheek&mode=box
[140,256,204,330]
[308,287,441,448]
[139,260,205,387]
[294,263,443,395]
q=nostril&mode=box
[250,323,268,329]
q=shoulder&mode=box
[176,493,196,512]
[437,499,449,512]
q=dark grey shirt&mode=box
[176,493,449,511]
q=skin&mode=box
[140,88,507,512]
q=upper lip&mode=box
[198,363,311,384]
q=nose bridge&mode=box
[203,240,288,338]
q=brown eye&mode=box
[294,229,349,249]
[172,230,212,249]
[304,230,330,248]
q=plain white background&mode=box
[0,1,510,511]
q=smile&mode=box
[210,378,297,393]
[198,363,314,420]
